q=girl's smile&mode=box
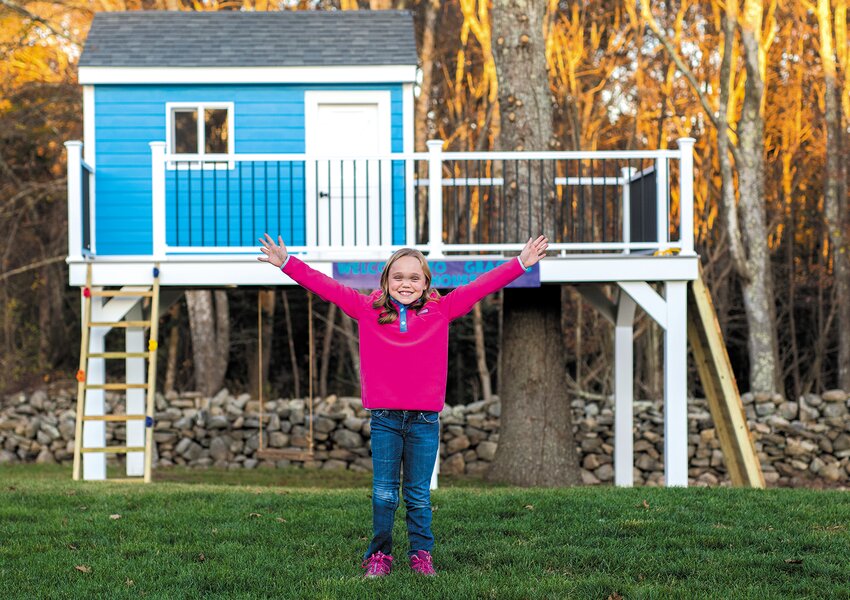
[388,256,427,305]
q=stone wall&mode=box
[2,387,850,487]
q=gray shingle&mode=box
[79,10,417,68]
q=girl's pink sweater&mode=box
[281,256,526,412]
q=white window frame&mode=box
[165,101,235,170]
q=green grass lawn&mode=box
[2,465,849,599]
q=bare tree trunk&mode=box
[415,0,439,152]
[488,286,580,486]
[815,0,850,389]
[185,289,230,397]
[415,0,440,242]
[737,7,780,393]
[281,290,300,399]
[319,303,337,398]
[164,302,181,396]
[575,292,583,389]
[644,320,662,399]
[638,0,780,394]
[496,290,503,395]
[472,302,492,402]
[488,0,579,486]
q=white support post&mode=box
[126,303,146,476]
[614,292,636,487]
[677,138,696,255]
[620,167,634,255]
[426,140,444,258]
[430,442,440,491]
[150,142,167,259]
[655,155,669,251]
[663,281,688,486]
[84,296,107,481]
[66,141,83,261]
[403,82,416,246]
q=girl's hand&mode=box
[258,233,288,268]
[519,235,549,268]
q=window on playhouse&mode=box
[166,102,234,168]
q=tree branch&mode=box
[0,256,65,282]
[637,0,724,134]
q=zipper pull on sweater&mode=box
[390,298,409,332]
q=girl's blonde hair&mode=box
[372,248,438,324]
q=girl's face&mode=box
[387,255,427,305]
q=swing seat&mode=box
[256,447,314,461]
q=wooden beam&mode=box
[687,268,765,488]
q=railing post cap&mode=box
[426,140,444,151]
[149,141,167,150]
[677,137,696,146]
[65,140,83,148]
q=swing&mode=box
[257,290,315,462]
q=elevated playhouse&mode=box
[66,10,762,487]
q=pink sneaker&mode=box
[362,552,393,578]
[409,550,437,576]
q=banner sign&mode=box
[332,260,540,289]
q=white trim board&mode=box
[68,255,700,287]
[83,86,96,254]
[78,65,418,85]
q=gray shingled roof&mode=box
[79,10,417,68]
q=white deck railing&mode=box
[66,138,695,261]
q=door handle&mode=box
[319,191,329,199]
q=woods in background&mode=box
[1,0,849,406]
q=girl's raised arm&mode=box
[258,233,368,320]
[441,235,548,321]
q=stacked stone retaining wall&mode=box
[2,387,849,487]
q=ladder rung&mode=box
[88,352,152,359]
[85,383,149,390]
[80,446,146,454]
[83,415,147,422]
[90,290,154,298]
[90,321,151,328]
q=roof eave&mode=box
[77,65,418,85]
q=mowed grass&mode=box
[1,466,849,599]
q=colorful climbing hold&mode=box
[83,288,91,298]
[153,267,160,278]
[148,339,158,351]
[75,370,86,382]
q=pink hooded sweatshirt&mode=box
[281,256,526,412]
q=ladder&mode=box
[72,263,161,483]
[687,266,765,488]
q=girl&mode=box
[258,234,549,577]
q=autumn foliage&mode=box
[1,0,848,400]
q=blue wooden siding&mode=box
[93,84,407,255]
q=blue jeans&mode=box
[364,409,440,559]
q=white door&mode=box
[305,92,392,249]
